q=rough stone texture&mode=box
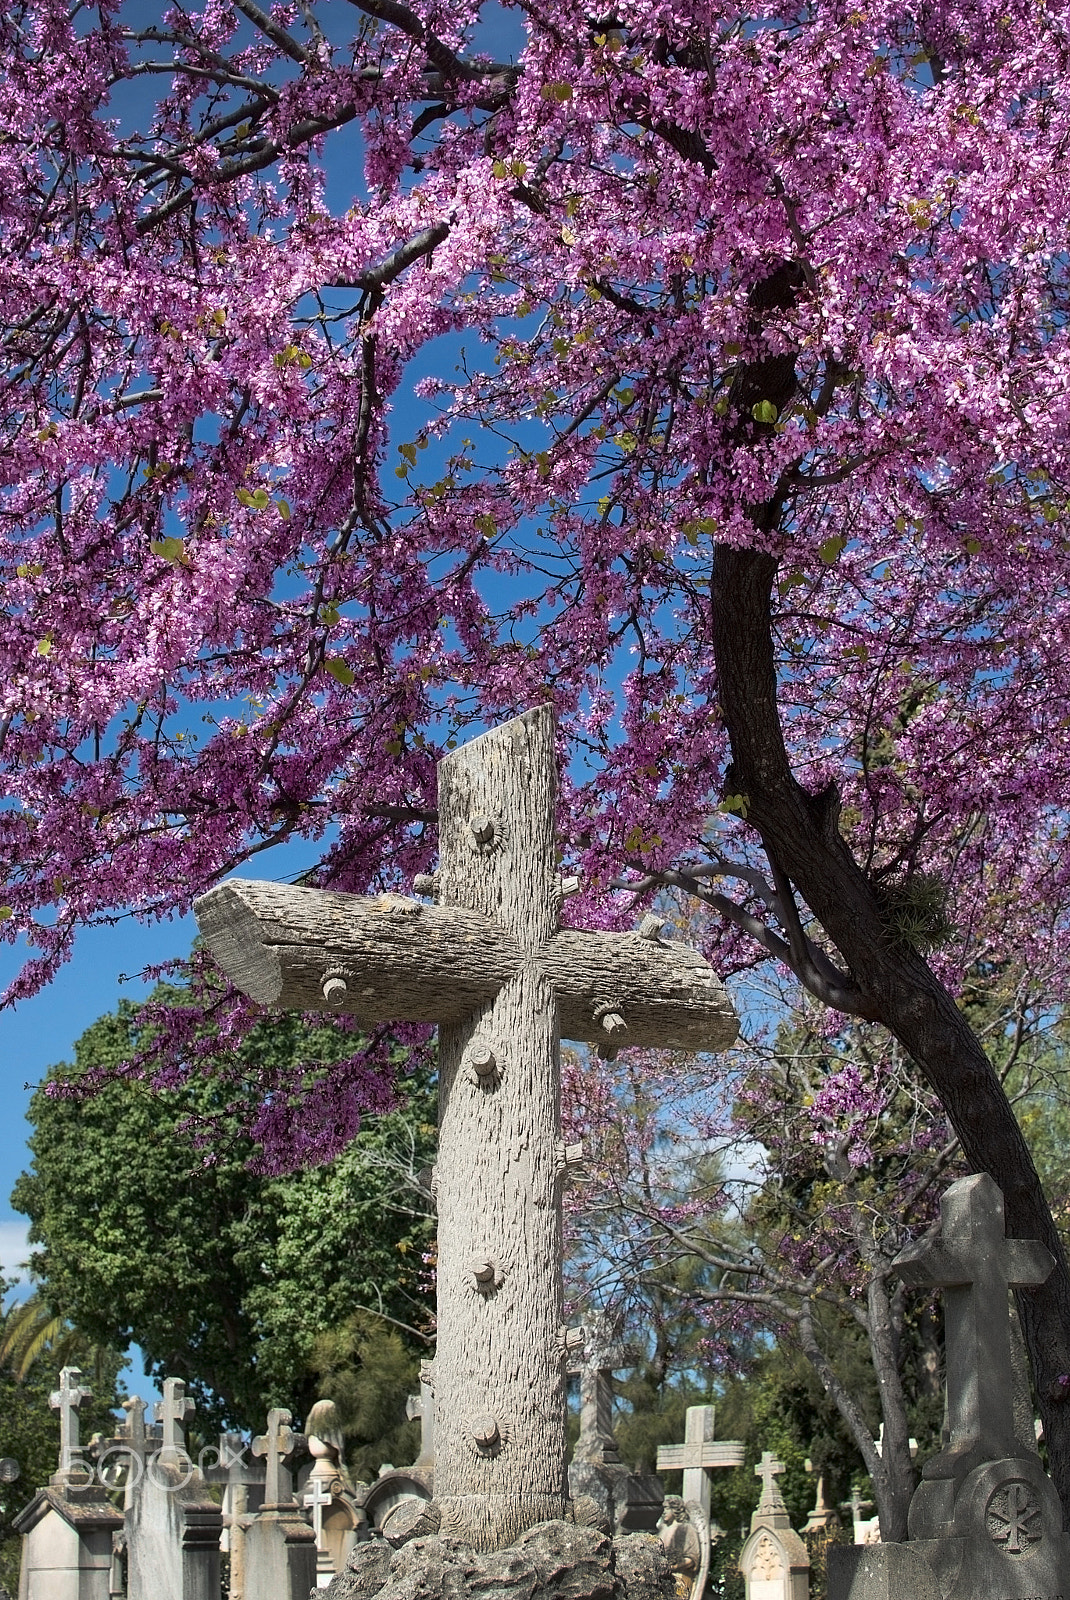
[318,1522,678,1600]
[826,1544,941,1600]
[194,884,737,1053]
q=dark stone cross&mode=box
[893,1171,1053,1480]
[195,707,738,1552]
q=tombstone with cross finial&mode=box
[740,1452,810,1600]
[828,1173,1070,1600]
[567,1319,662,1535]
[195,706,737,1553]
[124,1376,223,1600]
[243,1408,316,1599]
[12,1366,123,1600]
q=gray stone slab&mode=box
[827,1544,941,1600]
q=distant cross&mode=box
[120,1396,150,1455]
[155,1377,196,1464]
[754,1452,786,1508]
[197,708,737,1549]
[657,1405,745,1528]
[894,1172,1053,1473]
[405,1378,435,1471]
[50,1366,92,1479]
[572,1315,628,1465]
[303,1476,332,1550]
[252,1408,303,1508]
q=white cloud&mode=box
[0,1219,31,1292]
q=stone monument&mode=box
[124,1376,223,1600]
[13,1367,123,1600]
[828,1171,1070,1599]
[568,1317,663,1536]
[242,1407,316,1600]
[656,1404,744,1599]
[297,1399,365,1585]
[739,1453,810,1600]
[195,704,737,1575]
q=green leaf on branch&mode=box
[150,537,187,564]
[324,658,355,686]
[541,82,573,102]
[752,399,779,424]
[819,535,848,564]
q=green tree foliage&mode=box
[307,1312,425,1482]
[11,998,436,1434]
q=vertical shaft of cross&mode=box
[50,1366,91,1478]
[894,1172,1053,1474]
[433,707,565,1549]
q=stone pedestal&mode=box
[569,1459,663,1537]
[241,1507,316,1599]
[14,1485,122,1600]
[125,1458,223,1600]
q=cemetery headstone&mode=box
[739,1453,810,1600]
[568,1319,663,1535]
[200,1430,266,1600]
[828,1172,1070,1600]
[405,1381,435,1477]
[12,1367,123,1600]
[125,1377,223,1600]
[195,705,737,1557]
[299,1399,365,1585]
[242,1407,316,1600]
[656,1405,744,1599]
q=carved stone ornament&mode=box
[985,1478,1043,1555]
[464,1255,505,1295]
[463,1414,511,1458]
[751,1532,784,1580]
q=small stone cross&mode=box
[50,1366,91,1479]
[252,1408,303,1508]
[894,1172,1053,1474]
[754,1451,786,1507]
[155,1377,196,1464]
[196,708,737,1551]
[657,1405,745,1527]
[303,1475,332,1549]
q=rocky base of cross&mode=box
[318,1520,679,1600]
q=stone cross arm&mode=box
[194,879,738,1053]
[657,1441,746,1471]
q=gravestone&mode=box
[200,1430,266,1600]
[405,1381,435,1477]
[656,1405,744,1600]
[242,1407,316,1600]
[195,705,737,1557]
[839,1489,877,1546]
[298,1398,365,1586]
[568,1318,662,1535]
[13,1367,123,1600]
[739,1453,810,1600]
[125,1377,223,1600]
[829,1172,1070,1600]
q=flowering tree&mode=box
[4,0,1070,1505]
[562,970,1069,1541]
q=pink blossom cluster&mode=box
[3,0,1070,1156]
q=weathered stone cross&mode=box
[195,706,737,1552]
[49,1366,91,1481]
[656,1404,745,1525]
[303,1475,332,1550]
[893,1171,1053,1479]
[155,1376,195,1466]
[571,1314,629,1465]
[251,1407,303,1510]
[754,1450,787,1509]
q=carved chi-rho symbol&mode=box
[195,707,738,1550]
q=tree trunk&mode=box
[710,542,1070,1522]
